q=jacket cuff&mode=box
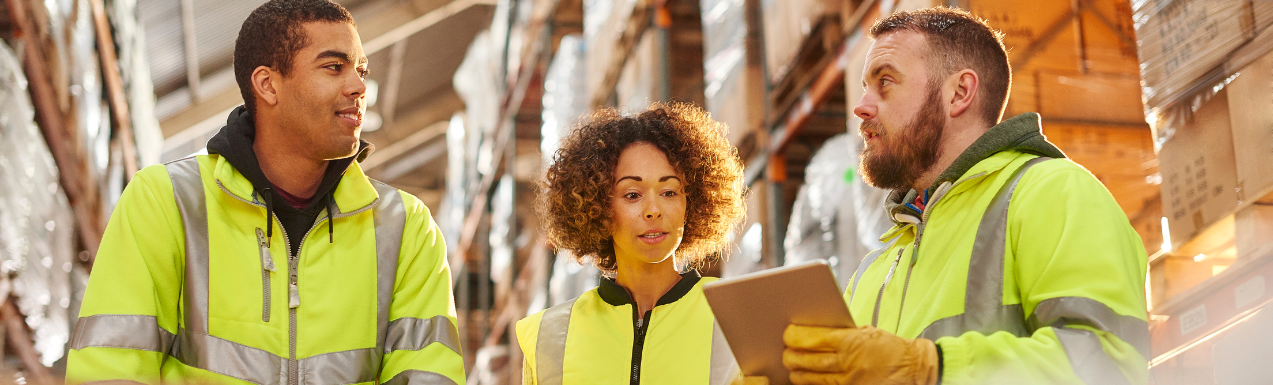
[934,337,971,385]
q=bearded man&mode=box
[761,6,1149,385]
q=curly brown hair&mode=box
[538,102,746,276]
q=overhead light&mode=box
[1160,217,1172,253]
[1194,254,1207,262]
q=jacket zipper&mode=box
[217,180,382,385]
[872,248,905,327]
[630,308,651,385]
[871,178,969,329]
[256,228,276,322]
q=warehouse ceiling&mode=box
[145,0,496,207]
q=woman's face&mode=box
[609,142,688,267]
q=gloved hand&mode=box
[730,375,770,385]
[782,324,938,385]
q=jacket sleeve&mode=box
[65,165,185,384]
[935,162,1149,385]
[379,191,466,384]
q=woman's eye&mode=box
[624,192,640,200]
[662,190,678,197]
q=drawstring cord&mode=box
[261,187,275,248]
[327,195,335,243]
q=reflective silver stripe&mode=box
[171,328,286,385]
[166,157,210,335]
[385,315,462,355]
[372,181,405,360]
[919,304,1028,340]
[964,157,1048,315]
[708,321,739,385]
[918,157,1049,341]
[535,298,576,385]
[1028,296,1150,359]
[70,314,175,352]
[81,380,147,385]
[383,370,458,385]
[298,348,378,385]
[848,236,901,307]
[1054,327,1133,385]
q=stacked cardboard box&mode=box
[1155,51,1273,252]
[1133,0,1271,111]
[759,0,843,84]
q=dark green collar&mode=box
[885,112,1067,223]
[598,271,701,307]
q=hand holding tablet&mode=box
[703,260,854,385]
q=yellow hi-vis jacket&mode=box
[516,273,739,385]
[66,155,465,384]
[846,113,1149,385]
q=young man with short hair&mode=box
[769,7,1148,385]
[66,1,464,383]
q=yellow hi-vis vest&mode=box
[516,273,738,385]
[66,155,465,384]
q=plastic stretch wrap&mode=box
[489,0,536,86]
[616,30,667,111]
[760,0,841,83]
[541,34,588,163]
[699,0,750,142]
[782,134,891,289]
[584,0,640,103]
[108,0,166,168]
[446,31,502,260]
[1133,0,1273,115]
[1152,49,1273,249]
[62,0,111,181]
[547,250,601,308]
[536,34,602,309]
[722,222,765,278]
[0,42,76,367]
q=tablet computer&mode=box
[703,260,854,385]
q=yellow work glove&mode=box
[782,324,939,385]
[730,375,770,385]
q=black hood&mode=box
[205,105,373,255]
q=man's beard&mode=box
[858,84,945,191]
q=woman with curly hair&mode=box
[516,102,746,385]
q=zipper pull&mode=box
[256,228,276,272]
[289,281,300,308]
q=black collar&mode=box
[598,271,702,307]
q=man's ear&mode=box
[947,69,978,118]
[252,66,280,107]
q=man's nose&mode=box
[853,95,876,121]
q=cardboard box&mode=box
[760,0,842,83]
[1157,88,1240,248]
[1235,202,1273,261]
[1226,50,1273,203]
[1135,0,1257,110]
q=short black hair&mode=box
[871,7,1011,125]
[234,0,354,116]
